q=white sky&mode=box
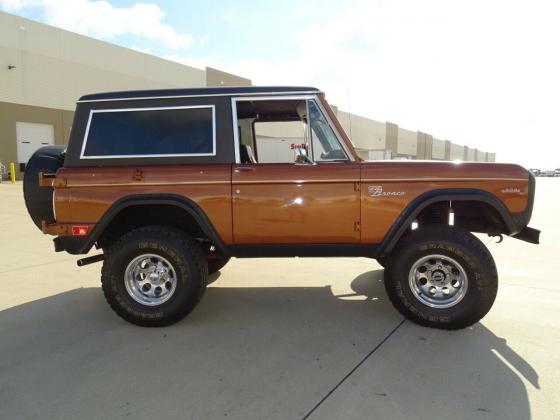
[2,0,559,169]
[222,1,560,169]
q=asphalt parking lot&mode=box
[1,178,559,420]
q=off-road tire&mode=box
[23,145,66,230]
[101,226,208,327]
[384,226,498,330]
[207,256,230,274]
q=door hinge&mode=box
[354,221,361,232]
[354,182,361,192]
[133,169,144,182]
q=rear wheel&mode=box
[101,226,208,327]
[384,226,498,330]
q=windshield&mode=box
[309,100,348,161]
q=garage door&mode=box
[16,122,55,166]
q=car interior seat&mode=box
[240,144,257,164]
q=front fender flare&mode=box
[375,188,519,257]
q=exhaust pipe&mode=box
[77,254,105,267]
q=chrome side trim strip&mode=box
[233,179,359,184]
[361,178,529,182]
[67,180,231,188]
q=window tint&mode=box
[309,100,348,161]
[83,106,215,158]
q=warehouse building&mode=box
[0,12,494,180]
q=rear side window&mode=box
[81,106,215,158]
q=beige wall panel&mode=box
[450,143,464,160]
[397,127,417,156]
[432,138,446,159]
[1,13,206,111]
[337,111,386,150]
[466,148,476,161]
[206,67,251,87]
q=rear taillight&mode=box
[72,226,89,236]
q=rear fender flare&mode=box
[75,194,230,255]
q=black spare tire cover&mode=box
[23,145,66,230]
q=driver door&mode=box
[231,97,360,244]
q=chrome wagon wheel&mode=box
[408,254,468,309]
[124,254,177,306]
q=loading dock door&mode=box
[16,122,55,170]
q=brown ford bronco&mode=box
[23,86,539,329]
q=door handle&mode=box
[234,166,256,173]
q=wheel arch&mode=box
[375,188,519,257]
[63,194,230,256]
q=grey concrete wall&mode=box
[0,101,73,179]
[385,122,398,156]
[0,12,207,111]
[431,138,446,160]
[397,127,417,157]
[444,140,452,160]
[466,147,476,161]
[450,142,465,160]
[337,111,386,151]
[416,132,433,159]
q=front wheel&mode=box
[101,226,208,327]
[384,226,498,330]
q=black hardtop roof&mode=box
[79,86,320,102]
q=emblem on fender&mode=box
[368,185,406,197]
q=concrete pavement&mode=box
[0,179,558,419]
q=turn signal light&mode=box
[72,225,89,236]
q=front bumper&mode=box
[511,226,540,244]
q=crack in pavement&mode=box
[0,258,76,274]
[302,318,406,420]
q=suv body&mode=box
[24,86,539,329]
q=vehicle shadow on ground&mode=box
[0,269,536,420]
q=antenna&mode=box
[346,87,353,144]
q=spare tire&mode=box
[23,145,66,230]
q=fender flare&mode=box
[61,194,231,255]
[375,188,519,257]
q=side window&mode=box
[82,106,215,158]
[233,98,347,164]
[309,100,348,161]
[235,99,311,164]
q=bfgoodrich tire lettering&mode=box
[384,226,498,330]
[101,226,208,327]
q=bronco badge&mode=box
[368,185,406,197]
